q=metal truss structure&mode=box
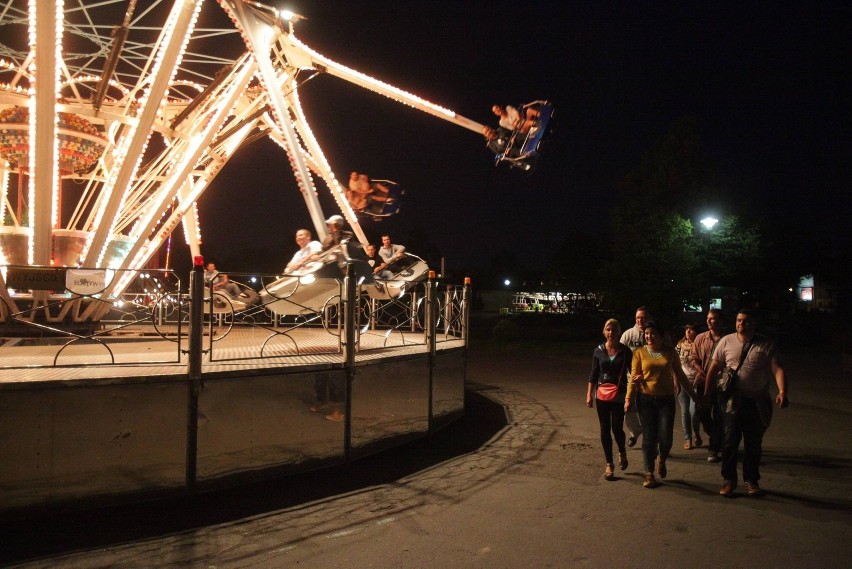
[0,0,484,321]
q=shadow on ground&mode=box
[0,389,507,565]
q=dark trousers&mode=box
[698,392,724,452]
[314,372,345,404]
[596,399,626,464]
[721,396,766,484]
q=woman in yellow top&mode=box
[625,321,698,488]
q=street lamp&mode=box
[696,216,721,313]
[700,216,719,230]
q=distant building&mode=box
[796,274,839,312]
[482,291,601,315]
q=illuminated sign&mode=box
[66,269,108,295]
[5,267,67,290]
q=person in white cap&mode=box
[321,215,351,251]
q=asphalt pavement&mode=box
[2,320,850,568]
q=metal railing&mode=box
[0,266,182,367]
[0,263,469,371]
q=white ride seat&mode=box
[364,253,429,300]
[259,244,351,317]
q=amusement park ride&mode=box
[0,0,551,325]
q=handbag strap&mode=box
[617,351,627,388]
[702,336,720,373]
[599,344,626,387]
[734,339,753,373]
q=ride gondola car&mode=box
[204,275,260,313]
[365,252,429,300]
[490,100,554,172]
[359,179,404,221]
[259,240,427,317]
[259,241,368,317]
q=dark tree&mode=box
[606,118,762,317]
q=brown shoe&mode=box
[643,473,657,488]
[604,464,614,481]
[325,410,344,422]
[683,439,692,450]
[720,481,736,498]
[745,482,765,497]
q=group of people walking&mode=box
[587,306,788,496]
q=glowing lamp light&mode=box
[504,279,511,287]
[279,10,306,23]
[700,217,719,230]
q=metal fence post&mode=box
[462,277,471,344]
[426,270,437,356]
[343,262,356,460]
[443,284,454,336]
[186,255,204,494]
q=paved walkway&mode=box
[2,339,850,568]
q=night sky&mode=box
[192,0,851,277]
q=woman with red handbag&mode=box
[586,318,632,480]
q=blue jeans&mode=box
[638,394,676,473]
[678,389,700,440]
